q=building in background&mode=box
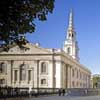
[0,10,91,89]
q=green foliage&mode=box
[93,76,100,88]
[0,0,55,50]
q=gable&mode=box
[0,43,52,55]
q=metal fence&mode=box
[66,88,100,96]
[0,87,100,99]
[0,87,60,99]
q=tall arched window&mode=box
[41,62,47,73]
[20,64,26,81]
[67,47,71,54]
[0,62,6,73]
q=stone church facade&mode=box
[0,11,91,89]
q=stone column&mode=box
[18,69,20,83]
[63,63,67,88]
[55,61,62,88]
[67,64,72,88]
[26,70,28,83]
[34,60,39,88]
[30,68,34,87]
[31,69,33,81]
[7,61,12,86]
[19,68,21,85]
[48,60,55,88]
[12,70,15,83]
[61,62,65,88]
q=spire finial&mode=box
[68,9,73,29]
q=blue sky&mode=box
[27,0,100,74]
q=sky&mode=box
[26,0,100,75]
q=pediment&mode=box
[0,43,52,55]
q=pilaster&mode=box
[55,61,62,88]
[67,64,72,88]
[34,60,39,88]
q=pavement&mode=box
[26,95,100,100]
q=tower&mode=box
[63,10,79,61]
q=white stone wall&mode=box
[0,44,91,89]
[55,61,62,88]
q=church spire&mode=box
[63,10,79,61]
[66,9,75,40]
[68,9,73,30]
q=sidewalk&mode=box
[1,95,100,100]
[26,95,100,100]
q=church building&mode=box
[0,10,91,89]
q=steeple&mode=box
[68,9,73,31]
[63,10,79,61]
[66,9,76,41]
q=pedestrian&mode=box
[58,89,61,96]
[29,87,32,97]
[62,89,65,96]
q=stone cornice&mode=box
[0,48,91,74]
[53,50,91,74]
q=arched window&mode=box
[41,62,47,73]
[41,79,46,85]
[67,47,71,54]
[20,64,26,81]
[0,62,6,73]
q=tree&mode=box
[93,76,100,88]
[0,0,55,50]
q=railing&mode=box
[0,87,60,99]
[66,88,100,96]
[0,87,100,99]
